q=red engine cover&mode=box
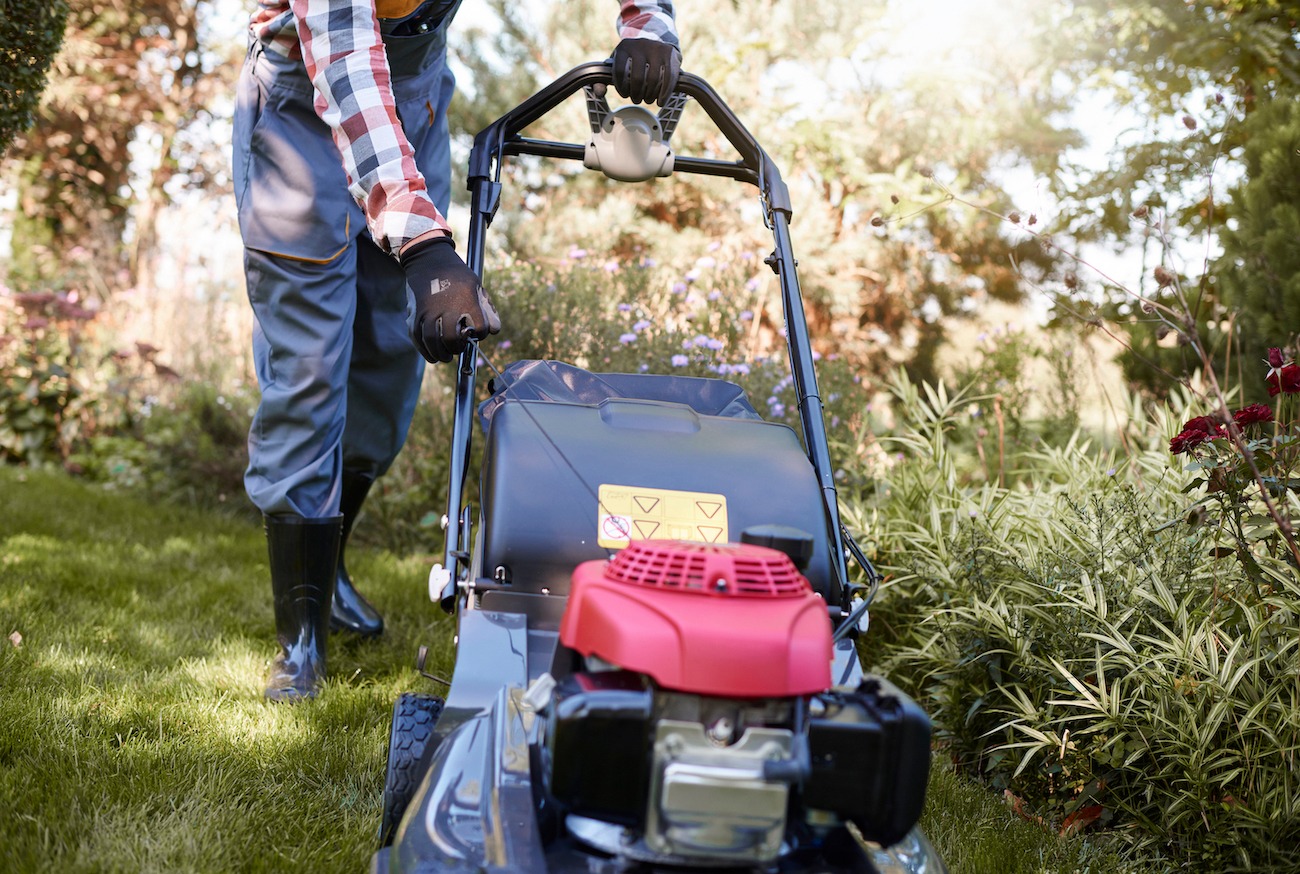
[560,540,832,697]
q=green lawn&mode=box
[0,466,1133,873]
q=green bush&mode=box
[0,0,68,150]
[0,289,97,464]
[856,374,1300,870]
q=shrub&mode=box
[0,0,68,150]
[856,373,1300,871]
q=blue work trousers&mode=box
[232,5,457,518]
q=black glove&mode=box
[400,236,500,364]
[611,38,681,106]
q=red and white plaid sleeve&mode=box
[290,0,449,256]
[617,1,679,47]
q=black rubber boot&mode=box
[332,469,385,637]
[264,515,342,702]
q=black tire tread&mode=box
[377,691,444,847]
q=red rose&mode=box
[1180,415,1222,436]
[1267,363,1300,396]
[1170,428,1210,454]
[1268,347,1286,369]
[1232,404,1274,427]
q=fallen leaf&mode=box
[1060,804,1104,837]
[8,631,22,648]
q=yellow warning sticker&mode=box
[597,484,729,549]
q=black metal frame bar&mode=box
[439,60,850,610]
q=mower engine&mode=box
[540,540,931,866]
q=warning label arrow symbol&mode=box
[634,496,661,513]
[696,502,722,519]
[633,520,660,539]
[698,526,724,543]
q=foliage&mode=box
[1048,0,1300,246]
[1166,347,1300,585]
[1216,96,1300,403]
[455,0,1076,383]
[3,0,239,292]
[857,374,1300,871]
[0,284,98,463]
[0,0,68,151]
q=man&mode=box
[233,0,681,701]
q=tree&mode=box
[1217,96,1300,402]
[453,0,1080,383]
[3,0,238,295]
[0,0,68,152]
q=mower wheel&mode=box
[377,691,444,847]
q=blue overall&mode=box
[232,1,461,518]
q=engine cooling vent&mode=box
[605,540,809,597]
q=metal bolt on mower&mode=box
[371,61,948,874]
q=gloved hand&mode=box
[400,236,500,363]
[610,38,681,106]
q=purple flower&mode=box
[499,339,512,350]
[739,310,753,322]
[745,278,760,292]
[730,363,750,375]
[695,256,716,269]
[706,338,724,351]
[633,319,651,332]
[707,290,721,301]
[692,334,711,347]
[619,333,637,344]
[568,246,587,260]
[672,282,687,295]
[618,303,633,312]
[671,354,689,367]
[684,269,700,283]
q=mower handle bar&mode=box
[467,61,793,217]
[440,61,852,612]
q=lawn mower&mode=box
[371,61,946,874]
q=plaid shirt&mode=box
[249,1,679,256]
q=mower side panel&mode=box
[479,398,834,598]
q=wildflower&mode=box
[499,340,512,350]
[695,256,716,269]
[568,246,588,260]
[1232,404,1273,427]
[707,241,721,252]
[633,319,651,332]
[619,333,637,344]
[692,334,711,347]
[739,310,754,321]
[706,338,724,351]
[672,282,687,295]
[618,303,633,312]
[707,290,721,301]
[684,269,700,283]
[671,354,689,367]
[745,278,759,292]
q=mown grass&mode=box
[1,465,1132,873]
